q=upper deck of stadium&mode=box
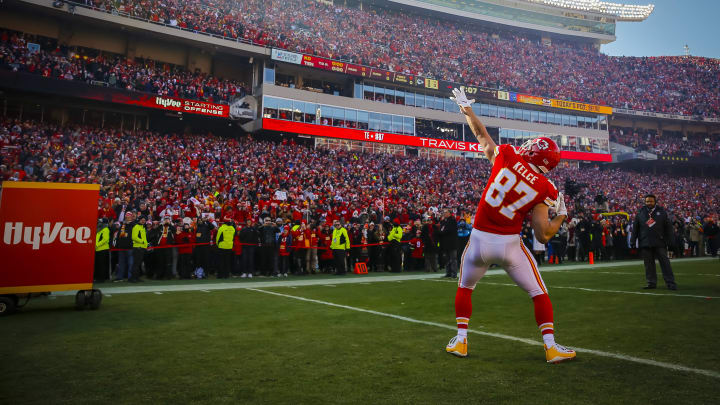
[380,0,654,42]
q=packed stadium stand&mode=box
[0,0,719,278]
[53,0,720,117]
[1,118,718,222]
[0,30,249,103]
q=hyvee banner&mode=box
[0,71,231,119]
[121,95,230,118]
[262,119,611,162]
[0,182,100,294]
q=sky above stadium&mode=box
[601,0,719,59]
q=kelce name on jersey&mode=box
[511,161,538,185]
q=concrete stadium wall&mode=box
[214,54,253,83]
[66,25,128,55]
[0,9,60,39]
[131,39,188,67]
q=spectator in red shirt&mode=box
[306,223,320,274]
[175,222,196,279]
[409,229,425,271]
[278,226,292,277]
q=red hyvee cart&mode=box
[0,181,102,315]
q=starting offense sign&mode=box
[0,182,100,294]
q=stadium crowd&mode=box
[610,127,720,157]
[74,0,720,117]
[0,30,248,103]
[1,118,718,281]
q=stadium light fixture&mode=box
[520,0,655,21]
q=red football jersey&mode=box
[473,145,558,235]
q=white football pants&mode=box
[459,229,548,297]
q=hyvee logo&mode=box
[3,222,92,250]
[155,97,181,108]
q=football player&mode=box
[445,88,575,363]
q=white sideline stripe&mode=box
[247,288,720,380]
[50,257,715,296]
[54,274,441,295]
[437,280,719,299]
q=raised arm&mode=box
[530,193,567,244]
[451,88,498,163]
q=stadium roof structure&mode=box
[520,0,654,21]
[385,0,655,42]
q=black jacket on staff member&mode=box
[632,206,673,249]
[439,211,458,278]
[631,195,677,290]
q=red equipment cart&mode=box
[0,181,101,315]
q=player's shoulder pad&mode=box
[496,144,514,159]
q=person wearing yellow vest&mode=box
[388,218,404,272]
[216,217,236,279]
[330,220,350,275]
[130,217,148,283]
[94,219,110,282]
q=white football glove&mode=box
[554,192,567,217]
[450,88,475,109]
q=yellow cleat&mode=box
[545,344,576,363]
[446,336,468,357]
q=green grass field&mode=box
[1,258,719,404]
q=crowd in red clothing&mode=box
[74,0,720,117]
[610,127,720,157]
[0,30,247,103]
[2,118,718,226]
[3,118,719,279]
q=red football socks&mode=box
[533,293,556,347]
[455,287,473,338]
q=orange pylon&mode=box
[589,252,595,265]
[354,262,368,274]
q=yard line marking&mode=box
[51,257,716,296]
[200,290,211,293]
[436,280,718,299]
[154,292,163,295]
[551,271,639,275]
[554,271,720,277]
[247,288,720,380]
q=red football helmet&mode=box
[518,137,561,174]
